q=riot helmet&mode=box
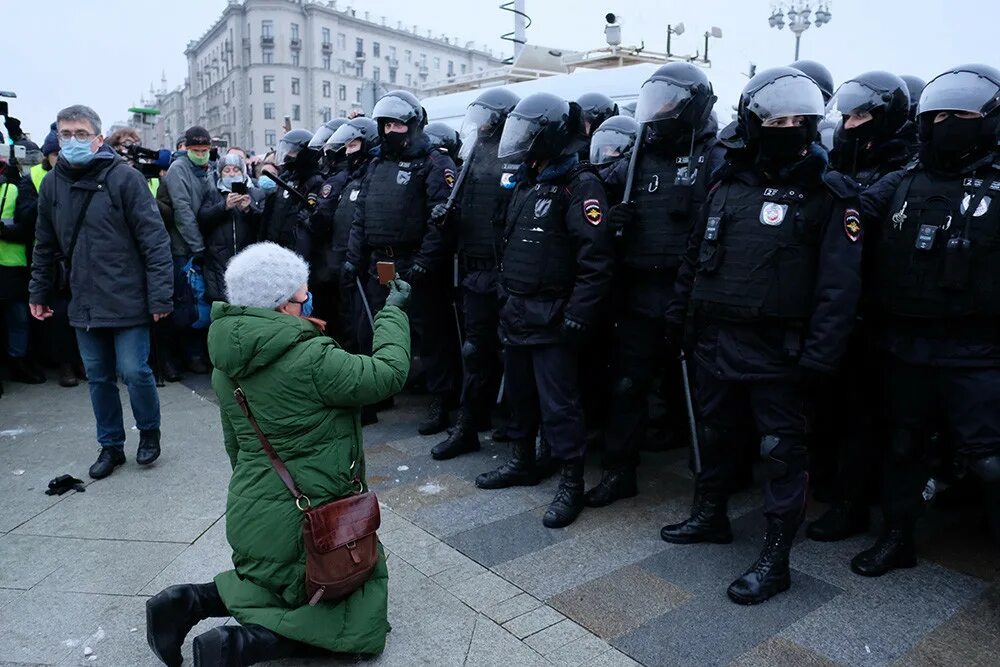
[916,64,1000,169]
[899,75,926,121]
[620,101,637,118]
[326,117,379,171]
[589,115,639,165]
[577,92,619,137]
[308,118,349,149]
[739,67,826,165]
[829,71,910,160]
[275,129,318,170]
[425,122,462,157]
[372,90,426,134]
[634,62,716,142]
[498,92,586,162]
[458,88,520,160]
[790,59,835,103]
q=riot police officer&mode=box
[260,129,325,262]
[898,74,926,153]
[660,67,863,604]
[577,92,619,159]
[854,64,1000,575]
[425,121,463,164]
[344,90,461,435]
[309,118,349,177]
[807,72,914,542]
[588,115,639,180]
[587,63,724,508]
[475,93,614,529]
[790,59,835,104]
[431,88,521,460]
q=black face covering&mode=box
[756,125,811,166]
[346,150,366,171]
[382,131,409,157]
[927,115,983,166]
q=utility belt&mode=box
[460,255,496,271]
[372,243,420,259]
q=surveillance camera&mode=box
[605,13,619,25]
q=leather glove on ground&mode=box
[386,278,412,311]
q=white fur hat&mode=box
[224,242,309,309]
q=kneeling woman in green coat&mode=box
[146,242,411,666]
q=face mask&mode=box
[300,291,313,318]
[756,125,811,166]
[188,151,210,167]
[382,131,409,156]
[929,116,983,162]
[60,138,97,166]
[220,176,239,190]
[346,150,366,171]
[258,175,277,191]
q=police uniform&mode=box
[260,167,324,261]
[311,165,354,338]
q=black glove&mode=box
[406,262,430,284]
[608,203,637,231]
[191,254,205,268]
[561,316,588,345]
[430,203,450,225]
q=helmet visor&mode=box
[635,79,694,124]
[829,80,888,116]
[326,123,364,153]
[372,95,417,123]
[459,104,502,160]
[747,74,826,121]
[497,114,545,159]
[308,126,336,148]
[275,139,301,166]
[589,127,635,165]
[918,70,1000,116]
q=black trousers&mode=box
[695,363,811,521]
[505,343,585,461]
[882,356,1000,523]
[458,267,502,424]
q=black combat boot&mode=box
[660,489,733,544]
[727,516,798,605]
[10,357,46,384]
[89,446,126,480]
[137,429,162,466]
[418,395,449,436]
[850,524,917,577]
[584,466,638,508]
[806,501,870,542]
[543,459,586,528]
[491,424,513,442]
[59,362,79,388]
[192,624,303,667]
[146,582,229,667]
[476,439,538,489]
[535,436,559,480]
[431,409,481,460]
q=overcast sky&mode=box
[8,0,999,144]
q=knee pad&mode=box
[970,455,1000,484]
[888,429,921,463]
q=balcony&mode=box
[321,41,333,54]
[290,38,301,50]
[260,35,274,47]
[386,57,399,69]
[355,50,366,61]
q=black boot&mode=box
[187,356,210,375]
[660,490,733,544]
[89,446,126,480]
[418,395,449,436]
[584,466,637,508]
[192,624,301,667]
[146,582,228,667]
[850,525,918,577]
[727,516,797,605]
[431,410,481,460]
[161,357,182,383]
[9,357,46,384]
[535,437,559,480]
[137,429,162,466]
[476,440,538,489]
[806,501,870,542]
[59,362,79,388]
[543,459,586,528]
[491,424,513,442]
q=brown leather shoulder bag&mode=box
[233,385,380,605]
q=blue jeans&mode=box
[75,326,160,447]
[2,299,30,357]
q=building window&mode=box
[337,33,346,49]
[373,67,381,82]
[389,46,396,59]
[264,103,275,119]
[356,88,361,103]
[264,129,276,146]
[420,53,427,66]
[405,49,412,63]
[292,105,301,121]
[320,107,332,122]
[355,37,364,55]
[290,23,299,40]
[389,69,396,84]
[433,57,441,70]
[356,62,364,78]
[338,85,347,101]
[447,60,454,75]
[338,109,347,118]
[461,63,467,74]
[263,76,274,93]
[262,49,273,64]
[372,42,380,58]
[291,51,299,66]
[322,27,331,44]
[405,73,412,86]
[291,78,300,95]
[248,77,252,94]
[322,80,331,98]
[261,20,273,38]
[322,54,331,69]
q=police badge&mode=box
[759,202,787,226]
[396,169,411,185]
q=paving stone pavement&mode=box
[0,374,997,666]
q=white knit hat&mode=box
[224,242,309,309]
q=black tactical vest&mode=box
[363,157,427,246]
[691,179,830,322]
[500,177,577,297]
[874,165,1000,319]
[625,146,709,271]
[458,147,519,259]
[331,175,363,268]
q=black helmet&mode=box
[425,122,461,156]
[634,62,716,139]
[790,59,835,103]
[276,128,318,169]
[589,116,639,165]
[899,75,926,120]
[326,117,379,154]
[372,90,427,136]
[829,71,910,138]
[498,92,585,162]
[916,64,1000,156]
[577,92,619,136]
[738,66,826,147]
[459,88,520,159]
[309,118,349,149]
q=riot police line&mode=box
[252,60,1000,606]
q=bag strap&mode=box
[63,190,97,271]
[232,383,311,510]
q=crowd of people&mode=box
[1,56,999,664]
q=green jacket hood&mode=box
[208,302,321,379]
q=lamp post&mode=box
[768,2,832,60]
[666,23,684,58]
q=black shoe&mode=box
[806,502,869,542]
[850,527,918,577]
[432,411,481,460]
[361,405,378,426]
[146,582,228,667]
[187,356,210,375]
[584,466,638,508]
[161,358,182,383]
[137,429,161,466]
[9,357,45,384]
[491,424,513,442]
[89,446,126,480]
[660,490,733,544]
[476,440,538,489]
[192,624,300,667]
[418,396,450,436]
[58,362,79,388]
[727,516,797,605]
[535,437,559,480]
[543,459,586,528]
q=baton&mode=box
[621,123,647,205]
[355,277,375,330]
[267,171,314,208]
[679,350,702,475]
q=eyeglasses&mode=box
[58,130,97,142]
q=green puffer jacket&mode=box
[207,301,410,655]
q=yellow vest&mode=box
[30,163,47,194]
[0,182,26,267]
[148,177,159,197]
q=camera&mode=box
[125,144,169,179]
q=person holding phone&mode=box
[197,154,261,305]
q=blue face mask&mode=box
[258,175,277,191]
[220,175,238,190]
[60,138,97,166]
[300,291,313,318]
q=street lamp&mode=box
[767,2,832,60]
[703,26,722,64]
[666,23,684,58]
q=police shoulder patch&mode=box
[320,183,333,199]
[583,198,603,225]
[444,168,456,188]
[844,207,862,243]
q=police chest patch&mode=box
[500,172,515,189]
[349,188,360,202]
[444,168,456,188]
[320,183,333,199]
[961,193,991,217]
[844,207,862,243]
[396,170,411,186]
[534,199,552,218]
[282,189,290,199]
[759,202,787,226]
[583,199,603,225]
